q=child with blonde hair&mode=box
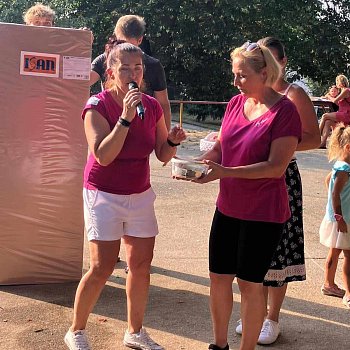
[319,123,350,308]
[23,3,55,27]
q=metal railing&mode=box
[170,98,335,126]
[169,100,228,127]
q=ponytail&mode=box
[328,123,350,161]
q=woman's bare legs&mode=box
[123,236,155,333]
[264,284,288,322]
[209,272,235,348]
[71,240,121,331]
[238,279,265,350]
[319,113,337,147]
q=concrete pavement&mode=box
[0,132,349,350]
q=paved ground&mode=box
[0,128,349,350]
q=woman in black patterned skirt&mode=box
[235,37,321,345]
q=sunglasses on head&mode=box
[242,41,260,52]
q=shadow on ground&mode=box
[1,264,349,349]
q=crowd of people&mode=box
[22,3,350,350]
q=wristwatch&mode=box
[334,214,343,221]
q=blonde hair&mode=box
[336,74,349,88]
[23,3,55,24]
[230,43,281,87]
[328,123,350,161]
[104,43,143,89]
[114,15,146,40]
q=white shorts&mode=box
[319,216,350,250]
[83,187,159,241]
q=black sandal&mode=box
[208,344,229,350]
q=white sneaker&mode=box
[258,319,280,345]
[123,327,164,350]
[64,329,91,350]
[235,319,242,335]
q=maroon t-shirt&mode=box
[217,94,302,223]
[82,90,163,195]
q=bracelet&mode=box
[167,138,180,147]
[334,214,343,221]
[118,118,131,128]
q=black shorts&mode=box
[209,209,284,283]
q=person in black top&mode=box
[90,15,171,130]
[139,36,152,56]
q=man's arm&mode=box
[90,70,100,86]
[154,89,171,131]
[90,53,106,87]
[143,55,171,130]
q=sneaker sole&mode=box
[64,337,75,350]
[258,332,280,345]
[123,341,164,350]
[123,340,146,350]
[258,337,279,345]
[321,289,345,298]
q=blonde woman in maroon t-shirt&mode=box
[195,42,301,350]
[230,36,320,346]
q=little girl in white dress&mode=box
[319,123,350,308]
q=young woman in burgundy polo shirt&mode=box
[65,42,185,350]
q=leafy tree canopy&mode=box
[1,0,349,100]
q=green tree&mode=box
[1,0,350,101]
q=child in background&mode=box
[322,85,340,113]
[319,123,350,308]
[322,85,340,101]
[23,3,55,27]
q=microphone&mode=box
[128,81,144,119]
